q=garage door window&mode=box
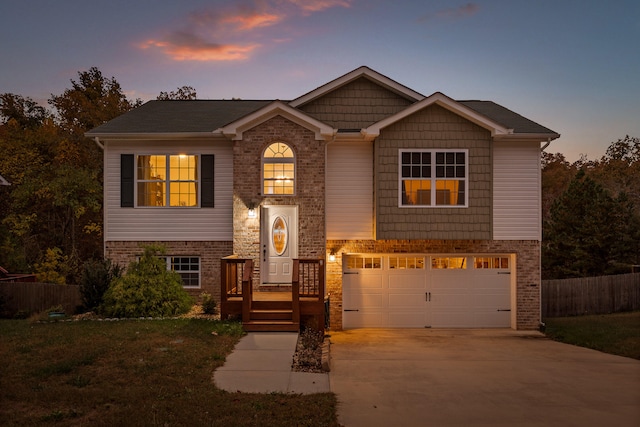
[431,257,467,269]
[474,257,509,269]
[389,256,425,269]
[347,256,382,269]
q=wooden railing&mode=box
[294,259,325,299]
[292,259,325,330]
[220,256,254,322]
[220,256,250,302]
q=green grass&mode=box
[544,311,640,360]
[0,319,339,426]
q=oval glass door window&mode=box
[272,216,288,256]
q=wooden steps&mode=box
[242,296,300,332]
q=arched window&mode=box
[263,142,295,195]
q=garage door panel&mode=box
[388,274,425,289]
[431,310,475,328]
[389,312,425,328]
[344,291,385,309]
[473,311,511,328]
[350,274,384,289]
[388,293,425,308]
[344,312,387,328]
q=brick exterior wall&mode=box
[105,240,233,300]
[232,115,327,283]
[376,104,493,240]
[325,239,541,331]
[299,77,414,129]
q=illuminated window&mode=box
[389,256,425,269]
[474,257,509,269]
[137,155,198,207]
[399,150,467,207]
[346,256,382,269]
[263,142,294,195]
[431,257,467,269]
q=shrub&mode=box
[79,259,122,312]
[101,245,193,318]
[34,247,69,284]
[200,292,217,315]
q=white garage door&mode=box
[342,254,512,329]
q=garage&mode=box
[342,254,513,328]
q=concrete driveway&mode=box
[329,329,640,427]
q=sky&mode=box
[1,0,639,162]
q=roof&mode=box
[460,101,558,136]
[0,174,10,186]
[86,67,558,140]
[86,100,272,135]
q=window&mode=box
[399,149,467,207]
[431,257,467,269]
[346,256,382,269]
[263,142,294,195]
[474,257,509,269]
[389,256,425,269]
[170,257,200,288]
[137,155,198,207]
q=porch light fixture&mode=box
[246,201,258,219]
[328,250,337,263]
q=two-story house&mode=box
[87,66,559,331]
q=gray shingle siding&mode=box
[375,105,492,240]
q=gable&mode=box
[297,77,415,130]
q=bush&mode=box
[101,245,193,318]
[34,247,69,284]
[200,292,217,315]
[80,259,122,311]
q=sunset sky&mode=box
[1,0,638,161]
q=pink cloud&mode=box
[139,32,260,61]
[138,0,353,62]
[287,0,353,13]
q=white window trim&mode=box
[167,256,201,289]
[262,143,296,196]
[135,154,201,208]
[398,149,469,208]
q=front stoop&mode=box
[243,299,299,332]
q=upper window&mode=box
[263,142,294,195]
[399,149,468,207]
[137,155,198,207]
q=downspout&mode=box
[93,137,106,259]
[540,137,552,152]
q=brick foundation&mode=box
[105,241,233,301]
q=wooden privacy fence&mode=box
[542,273,640,318]
[0,282,82,317]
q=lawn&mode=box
[544,311,640,360]
[0,319,339,426]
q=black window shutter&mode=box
[201,154,215,208]
[121,154,134,207]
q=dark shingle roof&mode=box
[86,98,558,137]
[86,100,273,135]
[459,101,558,135]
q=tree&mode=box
[0,67,141,281]
[0,93,48,128]
[541,152,576,223]
[157,86,197,100]
[543,170,639,278]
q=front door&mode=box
[261,205,298,284]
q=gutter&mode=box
[94,137,104,150]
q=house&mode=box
[86,66,559,331]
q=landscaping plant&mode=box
[101,245,193,318]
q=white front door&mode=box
[261,205,298,284]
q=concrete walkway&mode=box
[213,332,330,394]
